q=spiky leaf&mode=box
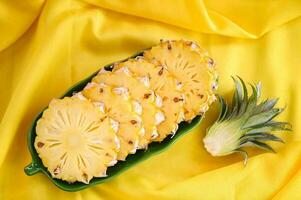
[203,76,291,164]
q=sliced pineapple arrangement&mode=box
[81,83,143,160]
[113,58,185,141]
[34,39,218,184]
[93,67,164,148]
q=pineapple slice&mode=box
[93,69,164,148]
[144,39,218,121]
[34,97,119,184]
[82,82,143,160]
[72,92,120,166]
[113,58,184,142]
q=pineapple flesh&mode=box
[93,69,164,148]
[33,39,220,184]
[113,58,185,142]
[81,82,143,160]
[34,97,119,184]
[144,39,218,121]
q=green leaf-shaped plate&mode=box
[24,52,202,192]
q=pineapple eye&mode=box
[173,97,180,102]
[37,142,44,148]
[198,94,204,99]
[212,82,218,90]
[144,93,151,99]
[167,44,172,50]
[53,166,61,175]
[158,68,164,76]
[82,173,88,183]
[207,57,215,67]
[130,120,137,125]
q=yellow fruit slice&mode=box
[82,83,143,160]
[34,97,119,184]
[113,58,184,142]
[72,93,120,166]
[144,39,218,121]
[93,69,164,148]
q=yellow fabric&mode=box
[0,0,300,199]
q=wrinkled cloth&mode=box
[0,0,301,199]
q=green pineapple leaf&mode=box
[203,76,292,164]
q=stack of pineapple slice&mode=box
[34,39,218,184]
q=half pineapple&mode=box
[93,68,164,148]
[113,58,185,142]
[82,82,143,160]
[34,97,119,184]
[144,39,218,121]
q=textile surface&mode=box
[0,0,300,199]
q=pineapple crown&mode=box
[204,76,292,165]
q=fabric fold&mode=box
[0,0,300,199]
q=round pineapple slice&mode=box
[34,97,119,184]
[82,82,143,160]
[93,69,164,148]
[72,92,120,166]
[144,39,218,121]
[113,58,184,142]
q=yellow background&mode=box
[0,0,301,199]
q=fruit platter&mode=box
[24,39,218,191]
